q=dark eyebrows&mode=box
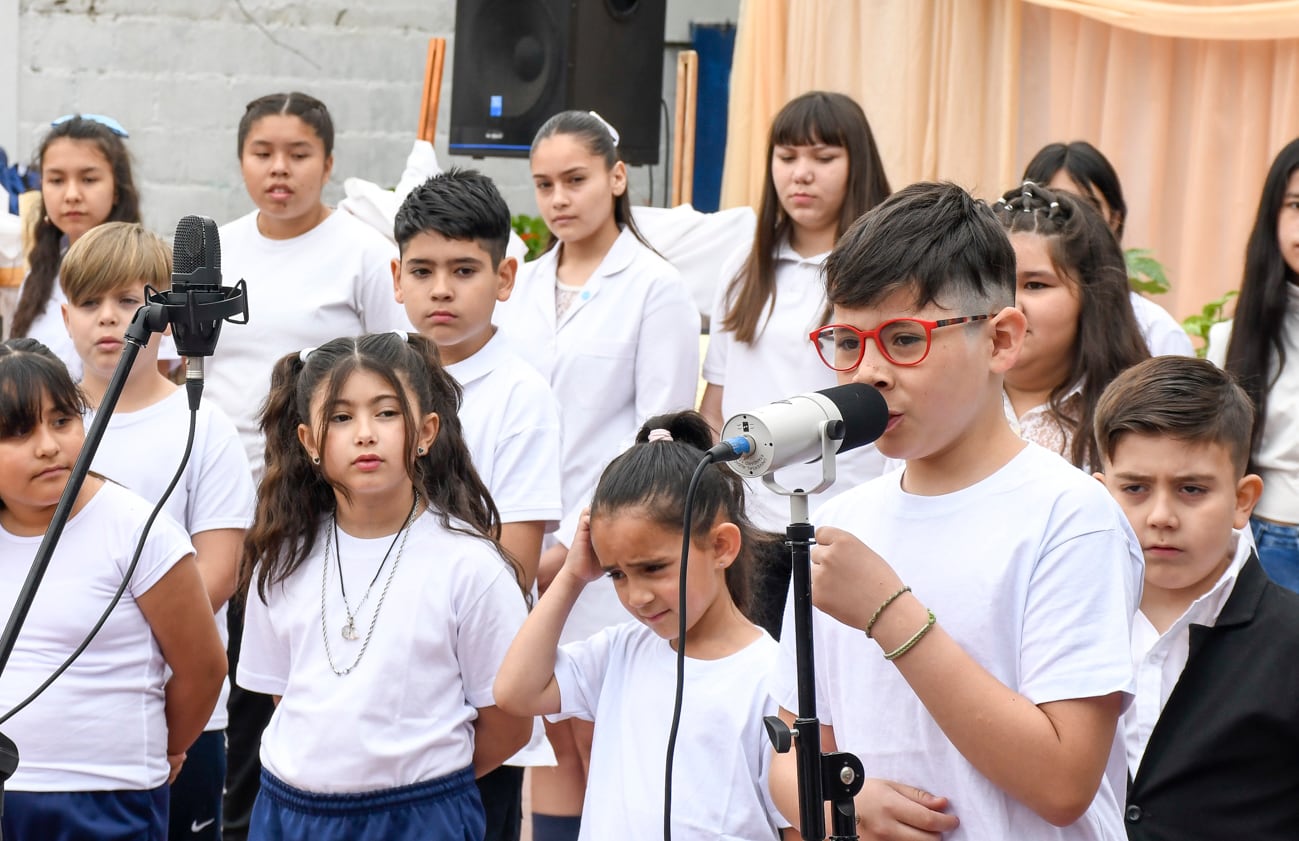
[1111,470,1218,484]
[599,556,672,573]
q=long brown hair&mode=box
[993,182,1150,469]
[1223,137,1299,469]
[11,118,140,338]
[720,92,891,344]
[241,332,525,602]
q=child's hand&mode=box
[810,526,904,632]
[558,511,604,585]
[167,752,187,784]
[855,779,959,839]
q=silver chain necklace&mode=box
[319,498,419,676]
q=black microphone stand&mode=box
[0,303,169,828]
[761,422,865,841]
[0,214,246,836]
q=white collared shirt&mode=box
[444,329,563,528]
[1125,529,1251,774]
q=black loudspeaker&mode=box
[449,0,667,165]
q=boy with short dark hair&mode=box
[393,168,562,841]
[60,220,255,841]
[1094,355,1299,840]
[769,182,1142,840]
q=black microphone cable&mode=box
[662,439,750,841]
[0,406,198,726]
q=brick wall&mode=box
[13,0,738,239]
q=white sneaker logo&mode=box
[191,818,216,833]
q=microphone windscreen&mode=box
[172,215,206,275]
[819,383,889,452]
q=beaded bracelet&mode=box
[884,610,936,661]
[865,585,911,638]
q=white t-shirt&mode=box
[496,228,699,640]
[704,241,887,530]
[23,280,80,380]
[775,445,1142,841]
[551,621,786,840]
[1125,529,1250,775]
[89,387,256,730]
[1207,286,1299,521]
[1129,291,1193,358]
[205,210,412,479]
[0,481,194,791]
[445,329,563,528]
[237,507,528,793]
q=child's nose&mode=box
[1147,492,1178,528]
[849,342,894,391]
[32,423,60,457]
[354,419,378,444]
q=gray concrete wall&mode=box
[9,0,739,237]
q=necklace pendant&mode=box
[341,619,359,641]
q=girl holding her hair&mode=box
[1208,137,1299,592]
[236,331,531,841]
[0,338,226,840]
[494,110,700,840]
[11,115,141,378]
[700,91,891,530]
[494,411,790,841]
[993,182,1150,471]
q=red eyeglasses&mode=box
[809,314,996,370]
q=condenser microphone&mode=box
[712,384,889,478]
[143,214,248,409]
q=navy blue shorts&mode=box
[169,729,226,840]
[248,767,484,841]
[1,785,168,840]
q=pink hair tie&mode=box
[647,428,673,443]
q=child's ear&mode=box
[417,411,440,456]
[610,160,628,198]
[296,422,318,464]
[1233,473,1264,529]
[988,305,1026,374]
[711,521,742,569]
[391,258,404,302]
[496,256,518,302]
[61,301,70,331]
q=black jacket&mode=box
[1125,554,1299,840]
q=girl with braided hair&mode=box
[993,182,1149,470]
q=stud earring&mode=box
[312,456,320,465]
[417,446,425,455]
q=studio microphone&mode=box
[140,215,248,410]
[710,384,889,478]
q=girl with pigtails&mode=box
[236,331,531,841]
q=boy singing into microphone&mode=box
[59,221,255,841]
[769,183,1143,840]
[392,169,563,841]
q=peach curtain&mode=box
[721,0,1299,323]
